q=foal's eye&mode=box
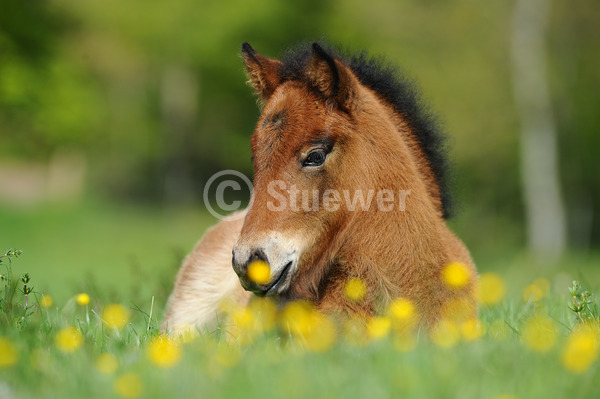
[303,149,327,167]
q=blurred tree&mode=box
[57,0,333,201]
[0,0,65,61]
[0,0,104,158]
[550,0,600,250]
[511,0,566,259]
[1,0,599,253]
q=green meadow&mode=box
[1,1,599,397]
[1,202,599,399]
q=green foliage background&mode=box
[1,3,600,397]
[1,0,599,277]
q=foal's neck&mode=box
[333,98,448,303]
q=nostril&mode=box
[248,248,268,265]
[232,248,268,276]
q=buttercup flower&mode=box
[76,293,90,306]
[249,298,277,332]
[102,304,131,330]
[522,314,557,352]
[304,312,337,352]
[280,301,315,336]
[441,262,470,288]
[388,298,417,329]
[247,260,270,284]
[442,296,475,323]
[280,301,336,352]
[478,273,506,305]
[460,319,485,341]
[0,337,19,367]
[231,307,254,330]
[344,278,367,302]
[367,316,392,340]
[146,335,183,368]
[561,323,600,374]
[55,326,84,353]
[40,295,53,308]
[522,278,550,302]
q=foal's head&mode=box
[231,42,449,301]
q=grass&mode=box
[1,276,599,399]
[0,200,216,304]
[1,201,600,398]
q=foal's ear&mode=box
[307,43,356,110]
[241,42,282,101]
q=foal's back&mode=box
[163,211,251,332]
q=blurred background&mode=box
[0,0,598,305]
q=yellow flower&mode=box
[442,296,475,323]
[55,326,84,353]
[146,335,183,368]
[0,337,19,367]
[249,298,277,332]
[114,372,143,398]
[229,307,256,344]
[478,273,506,306]
[522,314,557,352]
[95,353,119,374]
[231,307,254,330]
[304,313,337,352]
[40,295,53,308]
[367,317,392,340]
[460,319,485,341]
[430,319,461,348]
[522,278,550,302]
[280,300,315,336]
[561,324,600,374]
[280,301,336,352]
[441,261,471,289]
[102,304,131,330]
[247,260,270,285]
[76,293,90,306]
[387,298,416,327]
[344,278,367,302]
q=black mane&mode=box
[278,42,454,219]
